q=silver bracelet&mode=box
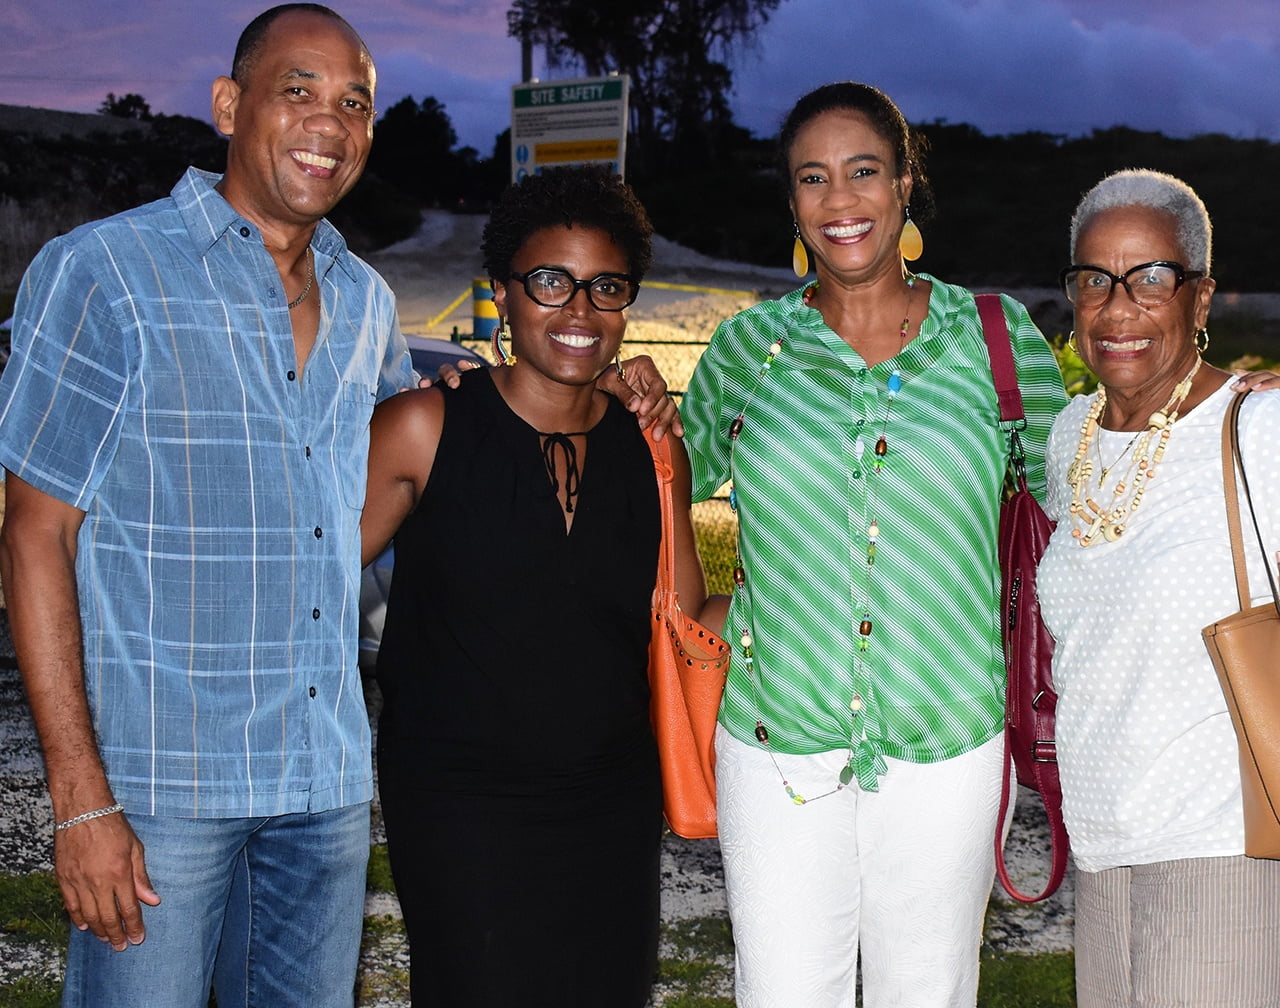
[54,803,124,832]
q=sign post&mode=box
[510,75,630,182]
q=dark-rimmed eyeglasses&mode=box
[1059,261,1204,308]
[508,268,639,312]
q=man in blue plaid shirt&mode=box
[0,6,412,1005]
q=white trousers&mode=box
[716,726,1004,1008]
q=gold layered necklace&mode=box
[1066,356,1201,546]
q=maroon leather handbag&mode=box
[977,294,1069,904]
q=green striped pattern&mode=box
[684,276,1067,785]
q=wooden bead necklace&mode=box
[728,278,915,802]
[1066,355,1201,546]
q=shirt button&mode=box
[268,287,277,298]
[314,527,323,539]
[287,370,296,381]
[239,226,250,238]
[309,686,317,698]
[312,608,321,620]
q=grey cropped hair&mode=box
[1069,168,1212,273]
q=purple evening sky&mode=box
[4,0,1278,153]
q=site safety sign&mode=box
[510,75,630,181]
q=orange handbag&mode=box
[644,427,729,839]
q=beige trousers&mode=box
[1075,854,1280,1007]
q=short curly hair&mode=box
[482,165,654,285]
[1069,169,1212,273]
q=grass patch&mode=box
[978,949,1076,1007]
[0,872,64,1008]
[692,500,737,596]
[0,872,67,948]
[366,843,395,894]
[356,912,410,1004]
[655,915,735,1006]
[0,973,60,1008]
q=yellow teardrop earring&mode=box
[791,222,810,278]
[492,318,517,366]
[899,207,923,261]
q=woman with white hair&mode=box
[1038,168,1280,1007]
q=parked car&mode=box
[358,335,487,671]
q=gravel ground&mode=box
[0,214,1078,1002]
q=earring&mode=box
[791,222,809,279]
[1195,328,1210,354]
[614,354,626,382]
[492,319,516,366]
[1066,331,1078,355]
[899,207,923,261]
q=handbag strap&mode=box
[1220,389,1280,615]
[644,427,678,599]
[978,292,1069,903]
[977,293,1025,426]
[977,294,1031,483]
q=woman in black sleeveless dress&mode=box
[361,166,713,1007]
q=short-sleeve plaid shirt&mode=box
[683,277,1066,788]
[0,168,413,817]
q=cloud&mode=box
[3,0,1277,157]
[726,0,1280,141]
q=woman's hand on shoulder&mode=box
[598,354,684,440]
[1232,369,1280,392]
[419,358,486,390]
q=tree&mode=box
[367,95,468,207]
[508,0,779,174]
[99,92,153,121]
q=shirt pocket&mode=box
[336,379,376,511]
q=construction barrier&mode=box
[472,277,499,339]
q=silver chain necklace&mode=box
[288,248,314,310]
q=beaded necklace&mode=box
[729,278,915,803]
[1066,355,1201,546]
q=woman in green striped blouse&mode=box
[682,82,1068,1007]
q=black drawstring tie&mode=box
[539,431,586,513]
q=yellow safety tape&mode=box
[426,286,474,329]
[643,280,758,298]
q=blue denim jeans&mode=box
[61,803,370,1008]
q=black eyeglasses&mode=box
[1059,261,1204,308]
[508,268,640,311]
